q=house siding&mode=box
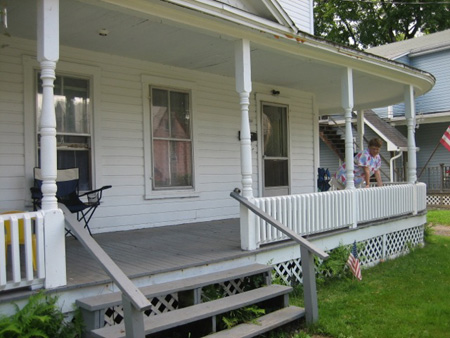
[0,41,28,211]
[0,37,316,233]
[396,123,449,171]
[412,49,450,115]
[278,0,314,34]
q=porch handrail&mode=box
[230,188,328,324]
[60,204,151,337]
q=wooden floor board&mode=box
[64,218,245,287]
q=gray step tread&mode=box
[205,306,305,337]
[91,284,292,338]
[77,263,272,311]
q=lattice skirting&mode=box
[273,225,424,285]
[427,194,450,208]
[103,277,253,327]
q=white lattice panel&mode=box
[273,259,303,285]
[220,279,246,296]
[273,225,424,284]
[443,195,450,205]
[427,195,440,205]
[359,236,383,266]
[103,293,179,326]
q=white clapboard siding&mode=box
[0,37,316,233]
[278,0,314,34]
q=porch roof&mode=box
[6,0,435,115]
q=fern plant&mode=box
[0,291,84,338]
[220,305,266,329]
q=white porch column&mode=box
[357,110,364,152]
[342,68,355,190]
[404,85,417,184]
[235,39,256,250]
[37,0,66,288]
[342,68,357,229]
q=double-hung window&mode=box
[36,74,92,190]
[151,87,193,189]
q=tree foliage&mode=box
[314,0,450,49]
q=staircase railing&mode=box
[60,204,151,338]
[230,189,329,324]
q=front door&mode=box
[261,103,289,196]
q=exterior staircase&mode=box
[77,263,305,337]
[319,124,345,161]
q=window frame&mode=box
[24,57,101,197]
[142,75,198,199]
[36,73,93,190]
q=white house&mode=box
[0,0,434,336]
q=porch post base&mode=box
[240,203,257,251]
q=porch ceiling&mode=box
[5,0,434,114]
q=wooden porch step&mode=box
[91,284,293,338]
[205,305,305,337]
[77,263,272,312]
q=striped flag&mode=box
[347,241,362,280]
[441,125,450,152]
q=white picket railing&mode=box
[253,183,426,247]
[0,211,45,290]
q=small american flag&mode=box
[347,241,362,280]
[440,125,450,152]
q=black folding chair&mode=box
[31,168,112,236]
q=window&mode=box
[36,74,92,190]
[151,87,193,189]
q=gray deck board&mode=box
[91,285,293,338]
[65,218,246,287]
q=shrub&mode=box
[0,291,84,338]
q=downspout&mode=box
[390,150,403,182]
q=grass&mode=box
[427,208,450,226]
[284,209,450,338]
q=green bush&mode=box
[0,291,84,338]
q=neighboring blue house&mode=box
[368,30,450,193]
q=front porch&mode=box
[0,183,427,317]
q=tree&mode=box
[314,0,450,49]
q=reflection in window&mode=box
[151,87,192,189]
[37,74,92,190]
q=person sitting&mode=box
[332,138,383,189]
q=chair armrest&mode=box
[79,185,112,197]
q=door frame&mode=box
[256,93,291,197]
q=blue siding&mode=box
[412,49,450,114]
[396,122,449,172]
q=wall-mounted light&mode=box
[271,89,280,96]
[98,29,109,37]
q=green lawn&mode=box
[427,208,450,226]
[285,209,450,338]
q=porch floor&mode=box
[65,218,274,289]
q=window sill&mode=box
[144,190,199,200]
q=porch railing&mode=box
[418,164,450,192]
[230,189,329,324]
[0,211,45,291]
[253,183,426,247]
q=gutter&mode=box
[390,151,403,183]
[160,0,435,87]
